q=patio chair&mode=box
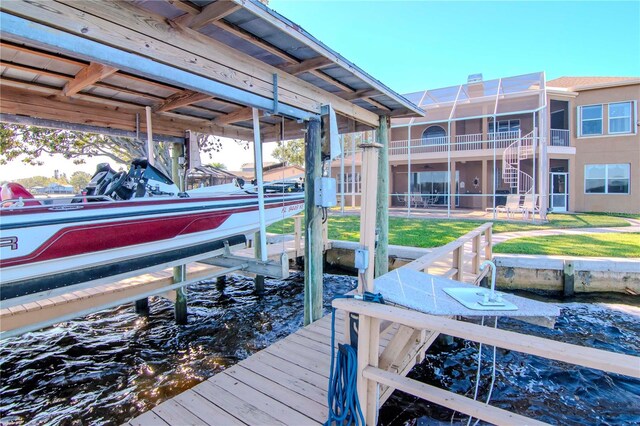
[411,194,425,208]
[520,194,539,219]
[424,192,439,207]
[495,194,521,218]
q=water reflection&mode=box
[1,276,639,425]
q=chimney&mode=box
[467,73,484,98]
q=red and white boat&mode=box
[0,159,304,301]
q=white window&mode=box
[340,173,361,194]
[488,119,520,133]
[421,125,447,146]
[585,164,630,194]
[608,102,632,134]
[579,105,603,136]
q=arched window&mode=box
[421,125,447,146]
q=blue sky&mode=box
[269,1,640,94]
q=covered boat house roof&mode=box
[0,0,424,143]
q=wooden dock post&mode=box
[252,108,267,295]
[304,118,323,325]
[174,266,187,325]
[563,260,575,297]
[254,231,265,294]
[135,298,149,316]
[172,141,188,325]
[354,137,382,421]
[375,116,390,278]
[357,141,382,292]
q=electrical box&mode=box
[354,248,369,273]
[314,177,337,207]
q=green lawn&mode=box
[267,213,632,249]
[493,233,640,257]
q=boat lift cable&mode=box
[465,262,500,426]
[326,292,385,426]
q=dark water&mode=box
[379,294,640,426]
[1,275,639,425]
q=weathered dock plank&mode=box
[127,311,394,425]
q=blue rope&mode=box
[325,292,385,426]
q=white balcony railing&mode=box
[487,130,521,149]
[455,133,483,150]
[390,130,522,156]
[389,136,450,156]
[550,129,570,147]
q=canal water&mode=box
[1,274,639,425]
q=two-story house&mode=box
[332,72,639,217]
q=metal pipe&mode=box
[407,124,412,216]
[340,134,345,214]
[532,111,537,222]
[480,260,498,300]
[252,108,268,262]
[351,133,356,208]
[447,121,451,218]
[492,116,497,220]
[145,106,154,166]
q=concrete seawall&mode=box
[494,254,640,294]
[323,241,640,294]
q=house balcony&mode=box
[388,130,521,162]
[550,129,570,147]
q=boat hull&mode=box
[0,193,304,300]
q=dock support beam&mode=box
[563,260,575,297]
[254,231,265,294]
[358,142,382,293]
[304,118,323,325]
[252,107,268,295]
[172,142,188,325]
[375,116,390,278]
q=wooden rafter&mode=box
[1,41,180,95]
[277,57,333,75]
[0,60,73,80]
[0,40,85,67]
[69,0,379,124]
[166,0,200,16]
[213,106,254,125]
[0,83,253,140]
[309,69,354,93]
[364,97,391,112]
[4,0,380,127]
[0,60,230,116]
[175,0,240,31]
[338,89,379,101]
[213,20,297,65]
[211,19,356,93]
[1,76,231,125]
[152,89,212,112]
[62,62,118,96]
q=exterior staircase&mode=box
[502,130,535,194]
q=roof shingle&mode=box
[547,76,638,90]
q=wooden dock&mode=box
[128,310,411,426]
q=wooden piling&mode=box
[134,298,149,316]
[171,142,188,324]
[375,116,390,278]
[563,260,575,297]
[254,231,265,294]
[304,118,323,325]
